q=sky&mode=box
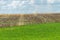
[0,0,60,14]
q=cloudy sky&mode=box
[0,0,60,14]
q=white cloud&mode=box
[6,0,28,9]
[0,1,6,5]
[7,1,20,8]
[30,0,34,4]
[0,0,36,11]
[19,1,26,6]
[0,0,35,8]
[47,0,55,3]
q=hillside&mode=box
[0,23,60,40]
[0,14,60,27]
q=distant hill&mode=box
[0,14,60,27]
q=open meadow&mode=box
[0,23,60,40]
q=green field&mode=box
[0,23,60,40]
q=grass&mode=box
[0,23,60,40]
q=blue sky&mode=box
[0,0,60,14]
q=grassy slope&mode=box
[0,23,60,40]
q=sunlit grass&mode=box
[0,23,60,40]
